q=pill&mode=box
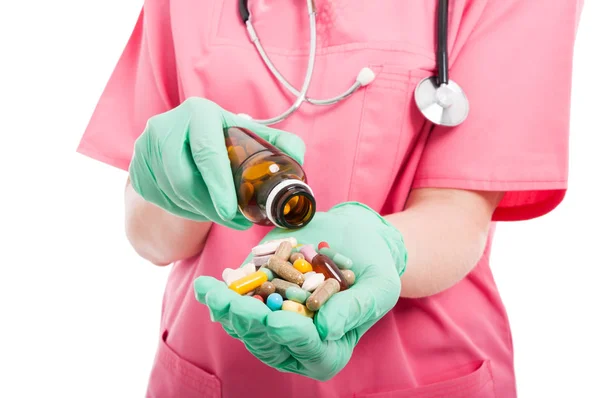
[255,281,276,299]
[252,238,298,256]
[301,272,325,292]
[311,254,349,291]
[227,145,247,168]
[341,270,355,286]
[318,247,353,269]
[241,263,256,276]
[287,195,299,209]
[266,256,304,285]
[222,268,233,282]
[306,278,340,311]
[228,270,268,295]
[318,241,330,250]
[282,300,314,318]
[289,252,305,263]
[271,278,298,298]
[242,161,277,181]
[285,286,309,304]
[223,268,247,286]
[253,295,264,303]
[283,203,291,215]
[299,245,318,262]
[274,241,293,261]
[239,182,255,206]
[266,293,284,311]
[252,254,272,266]
[258,267,274,281]
[293,259,313,273]
[303,271,316,278]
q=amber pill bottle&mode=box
[224,127,316,229]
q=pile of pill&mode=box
[221,238,355,318]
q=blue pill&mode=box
[266,293,283,311]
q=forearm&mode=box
[385,189,504,298]
[124,178,212,265]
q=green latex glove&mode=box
[128,97,306,230]
[194,202,407,381]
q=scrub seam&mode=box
[346,78,371,201]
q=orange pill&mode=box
[242,161,277,181]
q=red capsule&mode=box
[253,295,264,303]
[318,241,330,250]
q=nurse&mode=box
[77,1,583,397]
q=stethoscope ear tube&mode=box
[239,0,250,23]
[436,0,449,86]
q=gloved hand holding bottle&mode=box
[128,97,306,230]
[194,202,408,381]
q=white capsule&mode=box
[301,272,325,292]
[241,262,256,276]
[223,268,247,286]
[251,238,298,256]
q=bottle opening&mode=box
[266,180,316,229]
[279,192,315,228]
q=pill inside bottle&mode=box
[224,127,316,229]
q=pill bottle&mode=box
[224,127,316,229]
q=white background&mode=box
[0,1,598,397]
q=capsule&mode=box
[311,254,349,291]
[292,259,313,273]
[341,270,355,286]
[229,270,269,295]
[274,241,293,261]
[282,300,314,318]
[318,241,330,250]
[255,281,276,300]
[289,252,305,263]
[257,267,274,281]
[299,245,318,262]
[306,279,340,311]
[271,278,299,298]
[285,286,309,304]
[266,256,304,285]
[318,247,353,269]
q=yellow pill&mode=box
[283,203,291,215]
[287,195,299,209]
[282,300,314,318]
[242,161,276,181]
[293,259,313,273]
[229,270,268,295]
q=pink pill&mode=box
[300,245,318,262]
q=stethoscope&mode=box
[238,0,469,127]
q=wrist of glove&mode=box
[128,97,306,230]
[194,202,407,381]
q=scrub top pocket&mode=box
[355,360,496,398]
[347,65,430,210]
[146,330,222,398]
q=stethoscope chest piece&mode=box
[414,76,469,127]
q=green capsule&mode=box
[318,247,353,270]
[258,267,274,281]
[285,286,309,304]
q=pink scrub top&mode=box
[77,1,583,397]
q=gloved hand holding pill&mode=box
[194,202,408,381]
